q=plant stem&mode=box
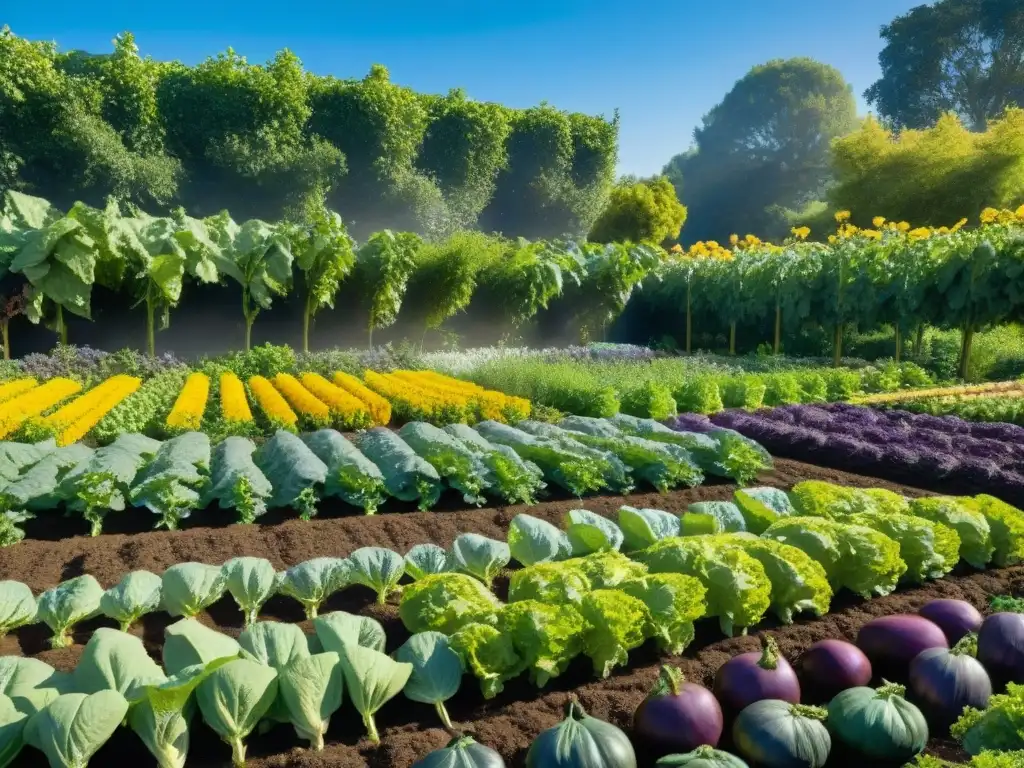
[436,701,453,729]
[368,310,374,350]
[1,321,9,360]
[773,299,781,355]
[302,295,312,354]
[364,713,380,744]
[231,737,246,768]
[729,321,736,355]
[894,324,902,363]
[685,282,692,354]
[959,321,975,380]
[56,304,67,345]
[914,323,925,356]
[146,298,156,357]
[833,323,843,367]
[242,290,254,352]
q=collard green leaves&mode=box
[394,632,463,729]
[24,690,129,768]
[36,575,103,650]
[99,571,162,632]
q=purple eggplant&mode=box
[796,639,872,704]
[634,666,724,755]
[857,614,948,681]
[909,633,992,729]
[713,635,800,716]
[978,612,1024,689]
[918,600,983,645]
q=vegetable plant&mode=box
[347,546,405,604]
[221,557,277,627]
[827,682,928,761]
[36,574,103,649]
[507,514,572,566]
[732,700,830,768]
[394,631,464,729]
[856,614,949,681]
[713,635,800,716]
[525,698,637,768]
[161,563,226,619]
[977,612,1024,690]
[24,690,129,768]
[909,634,992,729]
[495,600,583,688]
[276,557,350,620]
[919,599,983,645]
[0,581,35,638]
[399,573,500,635]
[633,666,723,755]
[450,533,510,587]
[335,640,412,744]
[98,571,162,632]
[278,651,344,751]
[795,639,872,704]
[197,658,279,767]
[412,734,506,768]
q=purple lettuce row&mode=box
[709,407,1024,504]
[666,413,715,433]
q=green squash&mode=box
[412,734,507,768]
[827,682,928,761]
[526,698,636,768]
[732,700,830,768]
[657,746,749,767]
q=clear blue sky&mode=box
[6,0,923,177]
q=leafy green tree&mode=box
[865,0,1024,131]
[663,58,859,243]
[290,211,356,352]
[355,229,423,347]
[573,242,664,341]
[589,176,686,245]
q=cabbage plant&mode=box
[221,557,277,627]
[36,574,103,649]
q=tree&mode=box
[588,176,687,245]
[663,58,859,243]
[865,0,1024,131]
[291,211,355,353]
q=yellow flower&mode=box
[952,218,968,232]
[872,216,886,228]
[333,371,392,426]
[835,210,851,223]
[166,373,210,432]
[861,229,882,240]
[745,234,760,245]
[981,207,1000,224]
[220,372,253,424]
[791,226,810,240]
[249,375,298,430]
[45,375,141,445]
[828,235,838,245]
[0,378,82,439]
[729,234,739,246]
[670,244,683,253]
[706,240,720,250]
[1016,204,1024,220]
[0,378,37,404]
[896,221,911,232]
[908,227,932,240]
[300,372,371,430]
[272,373,331,428]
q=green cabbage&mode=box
[449,622,524,699]
[845,512,960,583]
[578,589,650,678]
[399,573,500,635]
[909,496,994,569]
[619,572,707,654]
[496,600,583,687]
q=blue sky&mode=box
[6,0,923,177]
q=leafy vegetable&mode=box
[404,544,453,581]
[277,652,343,750]
[347,546,405,605]
[967,495,1024,567]
[449,622,524,699]
[399,573,501,635]
[276,557,350,619]
[618,506,681,551]
[163,619,242,675]
[355,428,442,510]
[394,631,464,728]
[444,423,545,505]
[199,437,272,525]
[238,621,309,668]
[0,443,92,517]
[253,430,327,521]
[686,501,746,533]
[221,557,277,627]
[335,640,412,743]
[619,573,707,654]
[313,611,386,654]
[73,628,164,701]
[733,487,795,533]
[953,682,1024,754]
[0,695,26,767]
[496,600,583,687]
[909,496,994,570]
[845,512,960,583]
[24,690,129,768]
[507,514,572,566]
[565,509,623,555]
[161,562,226,619]
[636,536,771,636]
[450,533,510,587]
[508,562,592,605]
[515,420,634,492]
[0,581,35,638]
[99,571,162,632]
[196,659,279,767]
[36,574,103,649]
[302,430,386,514]
[130,432,211,530]
[399,422,489,505]
[578,589,650,678]
[788,480,876,518]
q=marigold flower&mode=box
[729,234,739,246]
[40,375,141,445]
[872,216,886,228]
[861,229,882,240]
[0,378,82,439]
[249,375,298,430]
[166,373,210,432]
[980,207,1000,224]
[300,372,371,430]
[908,227,932,240]
[791,226,810,240]
[220,372,253,424]
[896,221,911,232]
[952,218,968,232]
[835,210,851,223]
[333,371,392,425]
[272,373,331,428]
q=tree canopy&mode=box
[588,176,687,244]
[865,0,1024,131]
[663,58,859,244]
[0,27,617,241]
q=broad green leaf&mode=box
[196,659,278,768]
[238,622,309,669]
[564,509,623,555]
[0,582,36,638]
[347,547,405,605]
[0,658,65,700]
[73,629,165,701]
[163,619,241,676]
[394,632,463,729]
[617,506,681,551]
[507,514,572,566]
[0,694,26,767]
[398,573,501,635]
[36,575,103,649]
[161,563,226,619]
[24,690,129,768]
[221,557,276,627]
[276,557,350,619]
[313,611,386,655]
[403,544,452,581]
[278,652,344,751]
[99,571,162,632]
[450,533,510,587]
[335,640,412,743]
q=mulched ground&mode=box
[0,458,1009,767]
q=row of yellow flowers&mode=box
[299,373,372,430]
[0,378,82,439]
[271,373,333,429]
[165,373,210,432]
[393,370,532,422]
[332,371,392,426]
[220,372,253,425]
[248,375,299,431]
[854,379,1024,405]
[31,375,142,445]
[363,370,467,425]
[0,378,37,405]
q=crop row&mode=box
[0,479,1018,767]
[465,355,934,419]
[888,394,1024,428]
[854,379,1024,405]
[0,414,769,543]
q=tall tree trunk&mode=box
[685,283,692,354]
[1,321,9,361]
[958,321,975,380]
[302,296,312,354]
[894,324,902,363]
[832,323,843,368]
[729,321,736,355]
[368,311,375,351]
[914,323,925,356]
[773,299,781,355]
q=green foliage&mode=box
[589,176,687,245]
[865,0,1024,131]
[355,230,423,345]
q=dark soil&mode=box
[0,458,1004,767]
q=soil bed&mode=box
[0,459,1006,767]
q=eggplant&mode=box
[713,635,800,715]
[908,633,992,730]
[918,599,983,645]
[796,639,872,704]
[978,612,1024,689]
[413,734,507,768]
[634,666,723,755]
[527,698,636,768]
[856,614,948,680]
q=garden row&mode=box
[0,476,1019,768]
[0,415,770,544]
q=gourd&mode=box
[827,682,928,760]
[909,634,992,729]
[412,734,507,768]
[656,746,750,767]
[526,698,637,768]
[732,699,830,768]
